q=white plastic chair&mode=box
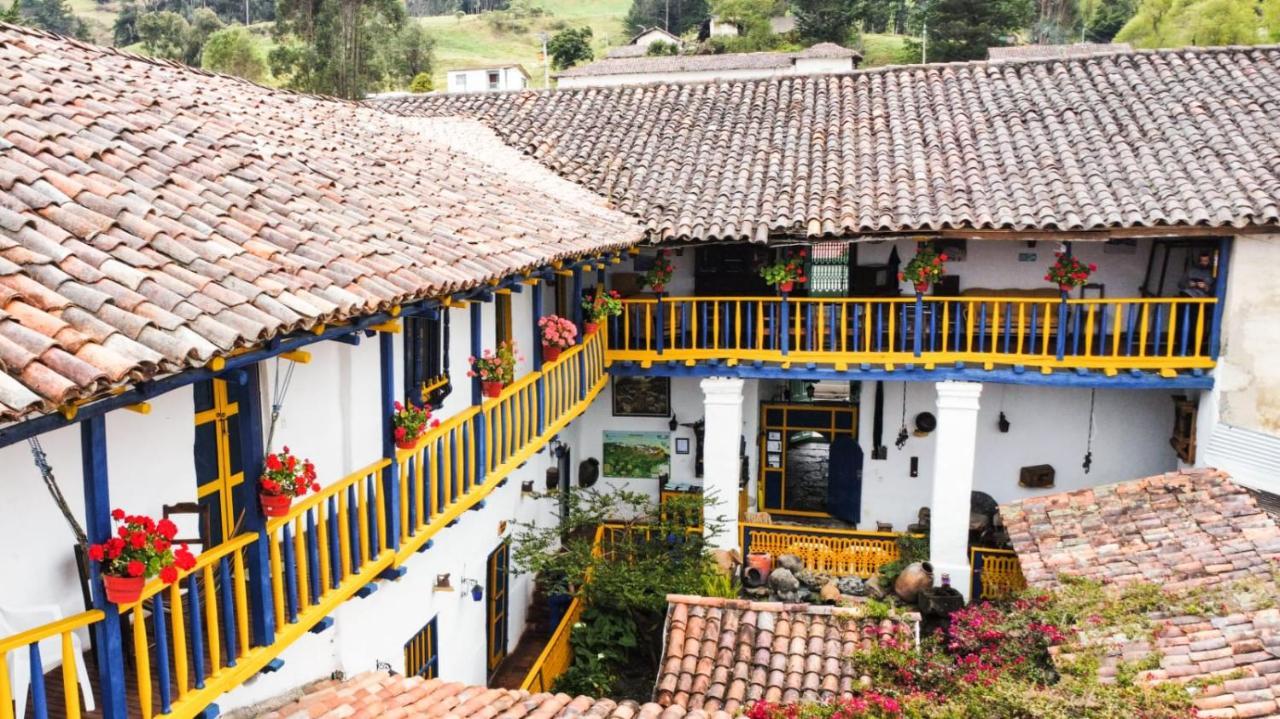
[0,604,96,719]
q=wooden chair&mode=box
[162,502,210,554]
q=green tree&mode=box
[138,11,191,60]
[624,0,709,36]
[547,25,593,69]
[2,0,20,22]
[908,0,1034,62]
[269,0,406,99]
[186,7,224,63]
[408,71,433,92]
[645,38,679,54]
[391,21,436,85]
[711,0,773,35]
[1080,0,1138,42]
[201,25,268,81]
[113,0,141,45]
[1115,0,1267,47]
[13,0,87,38]
[792,0,856,44]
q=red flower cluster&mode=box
[261,446,320,498]
[392,400,439,445]
[747,694,903,719]
[1045,252,1098,288]
[757,249,808,287]
[899,245,949,286]
[644,250,676,291]
[87,510,195,584]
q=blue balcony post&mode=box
[572,266,584,331]
[780,295,790,356]
[1055,242,1072,362]
[913,292,924,358]
[532,280,547,437]
[234,364,275,647]
[80,415,128,719]
[1209,236,1231,359]
[655,294,665,355]
[470,301,487,484]
[379,328,400,552]
[575,266,587,401]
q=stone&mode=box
[819,582,841,603]
[796,568,828,590]
[865,575,886,600]
[776,554,804,574]
[744,586,771,599]
[768,567,799,594]
[836,576,866,596]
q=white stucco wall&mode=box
[446,68,528,94]
[1213,234,1280,437]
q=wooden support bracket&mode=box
[280,350,312,364]
[369,320,402,333]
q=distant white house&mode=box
[557,43,861,89]
[703,14,796,38]
[605,27,683,59]
[445,64,530,94]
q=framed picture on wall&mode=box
[674,437,690,454]
[612,375,671,417]
[602,431,670,479]
[766,439,781,453]
[766,453,782,469]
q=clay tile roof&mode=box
[259,673,737,719]
[987,42,1133,61]
[1001,469,1280,592]
[373,44,1280,242]
[654,595,920,714]
[1002,470,1280,718]
[0,24,641,422]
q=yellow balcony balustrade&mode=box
[607,296,1217,375]
[969,547,1028,600]
[739,522,912,579]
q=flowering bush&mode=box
[539,314,578,349]
[88,511,196,584]
[468,340,520,384]
[899,245,948,289]
[392,400,438,446]
[582,290,622,324]
[644,251,675,292]
[1045,252,1097,289]
[261,446,319,498]
[758,249,807,287]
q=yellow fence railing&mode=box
[1,330,611,719]
[518,525,605,693]
[739,522,910,578]
[970,547,1028,600]
[608,295,1217,375]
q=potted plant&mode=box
[758,249,807,293]
[581,290,622,335]
[1045,252,1097,293]
[644,250,675,294]
[392,400,438,450]
[469,340,519,398]
[900,245,948,294]
[260,446,319,517]
[87,510,197,604]
[538,314,577,362]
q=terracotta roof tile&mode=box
[654,595,919,713]
[375,45,1280,242]
[0,24,642,421]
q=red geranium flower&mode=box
[126,560,144,577]
[160,565,178,584]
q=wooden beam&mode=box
[369,320,402,333]
[280,350,312,364]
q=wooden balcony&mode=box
[605,295,1218,383]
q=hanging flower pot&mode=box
[482,380,505,398]
[542,344,562,362]
[583,321,599,335]
[1045,253,1097,293]
[102,574,145,604]
[914,281,931,294]
[395,436,420,450]
[1058,283,1074,293]
[392,401,436,450]
[900,245,948,294]
[581,290,621,334]
[469,341,520,400]
[778,280,794,294]
[644,250,675,294]
[87,509,195,605]
[538,315,575,362]
[260,492,293,517]
[758,250,806,294]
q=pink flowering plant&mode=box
[538,315,578,349]
[582,290,622,324]
[468,340,520,384]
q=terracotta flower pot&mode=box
[543,344,563,362]
[778,281,794,294]
[583,321,599,335]
[260,492,293,517]
[482,380,505,398]
[1058,283,1074,293]
[651,284,665,294]
[396,435,420,450]
[914,281,931,294]
[103,574,145,604]
[743,553,773,588]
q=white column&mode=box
[929,380,983,600]
[701,377,745,550]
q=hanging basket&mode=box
[583,321,599,335]
[543,344,563,362]
[260,493,293,517]
[102,575,145,605]
[914,281,931,294]
[396,435,421,450]
[482,381,505,398]
[778,281,794,294]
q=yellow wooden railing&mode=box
[609,296,1217,374]
[739,522,909,578]
[0,331,610,719]
[970,547,1028,600]
[518,526,604,692]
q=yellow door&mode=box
[193,378,247,544]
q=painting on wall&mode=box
[602,430,670,479]
[612,376,671,417]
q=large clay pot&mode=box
[893,561,934,604]
[743,553,773,588]
[103,574,145,604]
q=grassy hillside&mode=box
[417,0,631,90]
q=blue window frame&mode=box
[404,615,439,678]
[405,312,450,407]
